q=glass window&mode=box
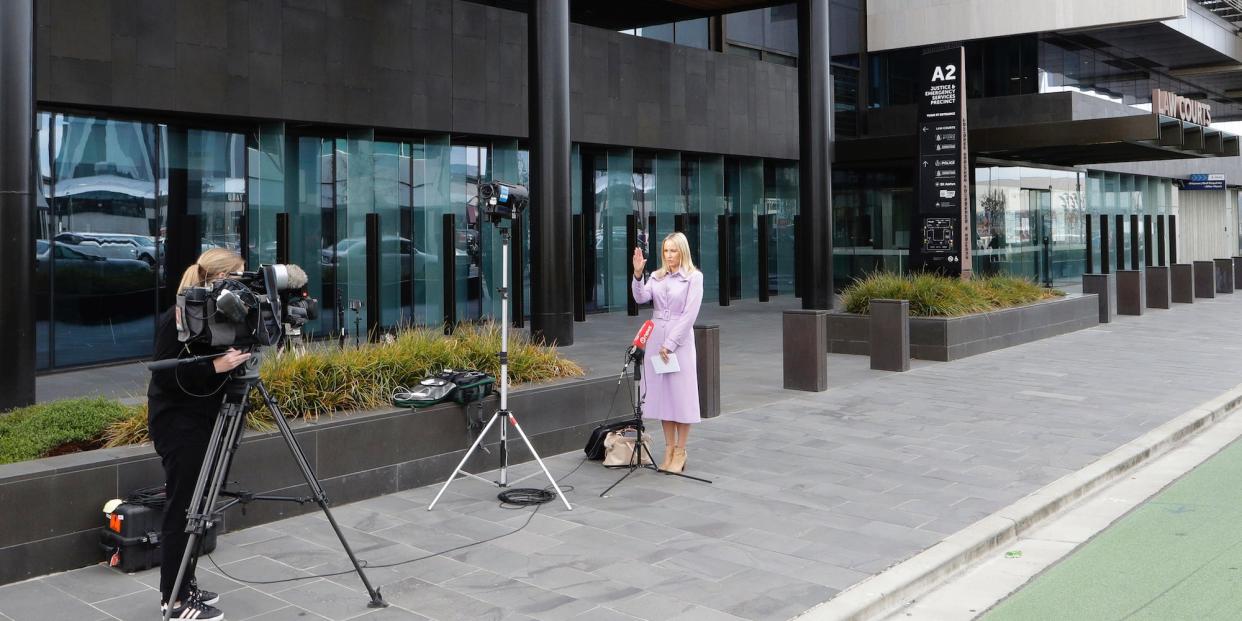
[637,23,674,43]
[765,5,799,55]
[247,123,286,267]
[725,9,765,48]
[189,130,246,255]
[374,140,406,328]
[674,18,709,49]
[727,44,762,60]
[35,112,52,370]
[412,136,451,327]
[50,115,161,367]
[765,160,798,297]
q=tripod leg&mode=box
[429,411,502,510]
[163,397,247,621]
[256,381,387,609]
[506,415,573,510]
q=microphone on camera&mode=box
[284,264,309,289]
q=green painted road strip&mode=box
[983,435,1242,621]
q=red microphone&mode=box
[631,320,655,351]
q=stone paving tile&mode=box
[273,577,380,620]
[244,606,330,620]
[347,606,431,620]
[41,564,150,604]
[375,576,511,620]
[0,579,112,621]
[568,607,643,621]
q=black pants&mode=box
[152,422,211,604]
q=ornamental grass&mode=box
[841,272,1063,317]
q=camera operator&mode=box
[148,248,251,621]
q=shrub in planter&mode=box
[0,398,139,465]
[96,322,585,448]
[842,272,1063,317]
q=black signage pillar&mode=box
[0,0,36,410]
[911,47,971,278]
[529,0,573,345]
[797,0,834,309]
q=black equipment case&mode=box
[100,491,218,573]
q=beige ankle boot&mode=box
[666,447,687,473]
[659,445,675,470]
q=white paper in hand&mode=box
[652,353,680,374]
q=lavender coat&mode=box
[631,269,703,424]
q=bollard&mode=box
[694,324,720,419]
[1171,264,1195,304]
[783,310,828,391]
[1214,259,1234,294]
[869,300,909,372]
[1194,261,1216,298]
[1082,273,1116,323]
[1145,266,1170,310]
[1115,270,1145,316]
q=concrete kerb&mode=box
[795,382,1242,621]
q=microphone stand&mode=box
[600,345,712,497]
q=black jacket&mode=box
[147,307,230,439]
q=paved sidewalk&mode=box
[9,293,1242,621]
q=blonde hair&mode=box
[653,232,697,278]
[178,248,245,293]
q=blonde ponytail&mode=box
[178,248,245,293]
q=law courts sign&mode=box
[1184,174,1224,191]
[911,46,971,278]
[1152,89,1212,126]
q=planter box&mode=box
[0,376,631,586]
[826,294,1099,362]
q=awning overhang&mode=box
[838,114,1240,167]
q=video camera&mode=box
[177,264,319,349]
[478,181,528,223]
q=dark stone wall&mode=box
[35,0,799,159]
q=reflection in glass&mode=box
[35,112,52,369]
[766,161,798,296]
[248,122,286,267]
[604,149,634,311]
[50,115,161,367]
[832,166,912,284]
[374,140,406,328]
[189,130,246,255]
[691,155,725,302]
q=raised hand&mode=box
[632,246,646,277]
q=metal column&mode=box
[528,0,574,345]
[0,0,36,410]
[798,0,834,310]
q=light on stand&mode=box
[428,182,572,511]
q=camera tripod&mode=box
[428,225,572,511]
[600,348,712,497]
[160,356,386,621]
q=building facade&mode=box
[3,0,1241,403]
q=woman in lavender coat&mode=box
[631,232,703,474]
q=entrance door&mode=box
[1030,189,1053,286]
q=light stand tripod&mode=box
[160,355,385,621]
[428,224,572,511]
[600,347,712,497]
